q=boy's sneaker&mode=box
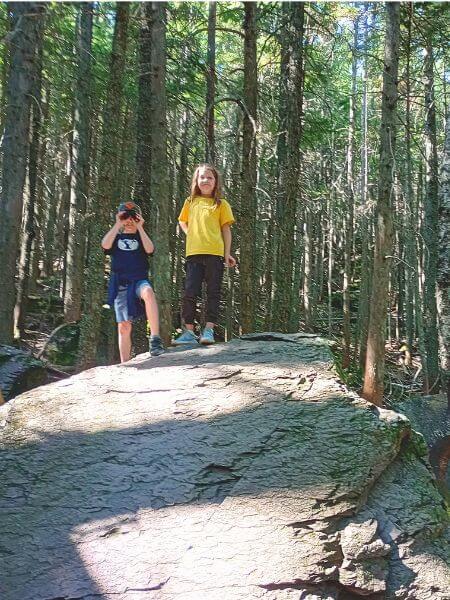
[149,335,165,357]
[172,329,198,345]
[199,327,215,345]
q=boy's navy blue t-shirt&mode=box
[104,232,151,282]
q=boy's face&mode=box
[121,217,138,233]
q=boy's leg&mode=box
[139,284,160,336]
[182,258,205,328]
[118,321,132,362]
[114,286,132,362]
[137,282,165,356]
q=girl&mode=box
[173,164,236,345]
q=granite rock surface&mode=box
[1,333,449,599]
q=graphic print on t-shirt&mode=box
[118,238,139,251]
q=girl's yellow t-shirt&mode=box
[178,196,235,257]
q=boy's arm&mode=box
[136,215,154,254]
[221,224,236,267]
[179,221,188,235]
[101,217,122,250]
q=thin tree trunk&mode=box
[134,2,152,227]
[42,152,59,279]
[422,42,440,394]
[64,3,93,322]
[403,3,417,367]
[343,16,358,367]
[0,3,46,344]
[13,14,45,338]
[362,3,400,406]
[327,159,335,339]
[77,3,130,370]
[437,110,450,406]
[30,79,50,290]
[303,207,314,330]
[273,1,304,333]
[150,1,172,344]
[356,5,371,369]
[240,1,258,333]
[205,1,216,164]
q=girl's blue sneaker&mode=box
[173,329,198,345]
[199,327,215,345]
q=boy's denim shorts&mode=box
[114,279,152,323]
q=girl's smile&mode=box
[198,167,216,196]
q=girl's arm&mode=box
[101,217,122,249]
[221,224,236,267]
[179,221,188,234]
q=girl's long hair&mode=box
[190,164,222,206]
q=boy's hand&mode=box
[224,254,236,268]
[135,213,145,229]
[115,212,124,225]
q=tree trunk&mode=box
[0,2,46,344]
[342,16,358,367]
[13,13,45,338]
[273,1,304,333]
[77,3,130,370]
[403,3,417,368]
[422,42,440,394]
[64,3,93,322]
[437,110,450,406]
[29,79,50,291]
[205,1,216,164]
[134,2,152,227]
[362,3,399,406]
[150,2,172,345]
[240,1,258,334]
[356,7,371,368]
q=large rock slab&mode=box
[1,334,449,599]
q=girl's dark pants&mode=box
[182,254,224,325]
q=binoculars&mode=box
[119,209,139,221]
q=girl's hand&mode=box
[224,254,236,268]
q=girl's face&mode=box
[197,167,216,197]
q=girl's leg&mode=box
[182,258,205,328]
[118,320,132,362]
[204,255,224,328]
[140,286,160,336]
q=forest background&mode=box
[0,1,449,409]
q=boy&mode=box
[102,201,165,362]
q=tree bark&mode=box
[273,1,304,333]
[149,2,172,344]
[77,3,130,370]
[64,3,93,322]
[437,111,450,406]
[422,42,440,394]
[0,2,46,344]
[205,1,216,164]
[134,2,152,228]
[362,2,399,406]
[343,16,358,367]
[13,12,45,338]
[239,1,258,333]
[356,6,371,368]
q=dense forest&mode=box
[0,1,449,408]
